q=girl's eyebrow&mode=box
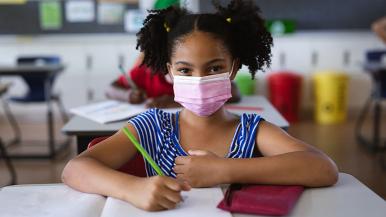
[174,58,225,66]
[205,58,226,66]
[175,61,193,66]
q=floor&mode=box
[0,105,385,199]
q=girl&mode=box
[62,0,338,212]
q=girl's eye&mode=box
[209,65,223,74]
[177,68,191,75]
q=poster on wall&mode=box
[39,1,62,30]
[0,0,26,4]
[65,0,95,23]
[124,9,145,33]
[97,2,125,25]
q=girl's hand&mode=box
[127,176,191,211]
[173,150,226,187]
[129,89,146,104]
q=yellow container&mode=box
[313,71,349,124]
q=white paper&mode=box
[100,187,232,217]
[66,0,95,22]
[69,100,145,124]
[97,3,125,25]
[69,100,180,124]
[0,185,106,217]
[124,9,146,32]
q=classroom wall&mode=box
[0,31,383,113]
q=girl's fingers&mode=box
[163,189,183,204]
[173,165,184,173]
[157,193,179,210]
[180,180,191,191]
[163,177,183,191]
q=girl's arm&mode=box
[174,121,338,187]
[62,124,189,211]
[223,121,339,187]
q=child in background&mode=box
[105,53,180,108]
[63,0,338,212]
[372,16,386,43]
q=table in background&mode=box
[62,96,289,154]
[0,64,69,158]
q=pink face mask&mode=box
[172,71,233,117]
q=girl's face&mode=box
[167,31,237,78]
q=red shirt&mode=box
[117,65,173,98]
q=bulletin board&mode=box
[201,0,386,30]
[0,0,138,35]
[1,0,385,35]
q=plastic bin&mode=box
[268,72,302,123]
[235,73,255,96]
[313,71,349,124]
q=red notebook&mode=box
[217,184,304,216]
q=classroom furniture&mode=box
[0,173,385,217]
[0,82,21,146]
[268,72,302,123]
[313,71,349,124]
[0,83,17,186]
[0,138,17,186]
[355,50,386,168]
[0,63,70,159]
[62,96,289,154]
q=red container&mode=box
[268,72,302,123]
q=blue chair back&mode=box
[366,50,386,98]
[12,56,61,102]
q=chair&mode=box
[0,137,17,186]
[355,50,386,169]
[11,56,68,120]
[0,83,19,184]
[7,56,70,159]
[0,82,21,146]
[88,136,146,177]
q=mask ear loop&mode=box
[228,61,235,79]
[167,64,175,82]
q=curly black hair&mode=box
[136,0,273,79]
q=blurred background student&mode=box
[372,16,386,43]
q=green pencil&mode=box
[122,127,164,176]
[118,64,138,90]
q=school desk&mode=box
[62,96,289,154]
[0,173,385,217]
[0,64,70,159]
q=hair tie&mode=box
[226,17,232,23]
[163,22,170,32]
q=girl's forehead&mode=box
[171,31,231,63]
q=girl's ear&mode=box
[166,62,174,81]
[166,62,172,74]
[230,59,241,80]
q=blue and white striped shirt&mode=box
[128,108,263,177]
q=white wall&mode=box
[0,31,384,111]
